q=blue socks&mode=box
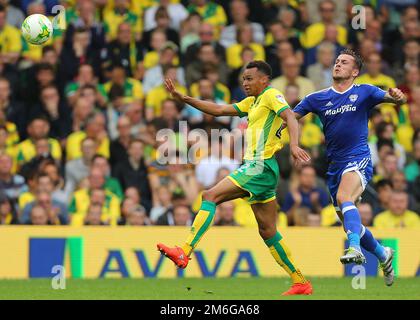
[341,201,387,262]
[360,226,387,262]
[341,202,361,251]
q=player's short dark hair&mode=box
[245,60,272,79]
[339,48,363,71]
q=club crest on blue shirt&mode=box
[276,94,286,104]
[349,94,358,103]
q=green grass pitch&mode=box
[0,277,419,300]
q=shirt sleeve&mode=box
[294,96,313,117]
[367,84,387,108]
[232,97,253,118]
[269,90,290,116]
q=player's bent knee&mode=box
[258,226,276,241]
[202,190,216,203]
[202,189,225,204]
[336,191,351,206]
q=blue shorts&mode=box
[327,156,373,211]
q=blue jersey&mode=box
[294,84,386,162]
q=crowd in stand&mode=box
[0,0,419,228]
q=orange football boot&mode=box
[157,243,190,269]
[281,281,313,296]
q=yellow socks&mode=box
[182,200,216,257]
[265,231,307,284]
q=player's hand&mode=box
[388,88,406,105]
[165,78,184,102]
[290,145,311,165]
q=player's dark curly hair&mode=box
[339,48,364,71]
[245,60,272,79]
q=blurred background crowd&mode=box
[0,0,419,228]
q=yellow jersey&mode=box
[66,131,110,161]
[0,24,22,55]
[68,188,121,226]
[146,84,187,117]
[226,43,266,69]
[190,81,231,104]
[355,74,399,124]
[373,210,420,228]
[103,8,142,41]
[101,77,144,101]
[16,138,62,165]
[300,23,347,49]
[233,86,289,160]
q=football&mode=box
[21,14,53,45]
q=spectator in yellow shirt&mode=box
[66,112,110,161]
[300,0,347,49]
[101,64,144,102]
[374,191,420,228]
[355,53,398,124]
[396,102,420,153]
[189,63,231,104]
[0,4,21,64]
[103,0,142,42]
[15,117,62,168]
[146,64,187,121]
[355,53,396,91]
[142,35,181,73]
[82,203,109,226]
[65,64,108,108]
[69,185,121,226]
[187,0,227,39]
[0,111,18,149]
[226,24,265,70]
[0,126,16,172]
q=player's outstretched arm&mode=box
[383,88,407,105]
[164,78,238,116]
[279,112,303,132]
[280,108,311,164]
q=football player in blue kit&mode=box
[293,49,406,286]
